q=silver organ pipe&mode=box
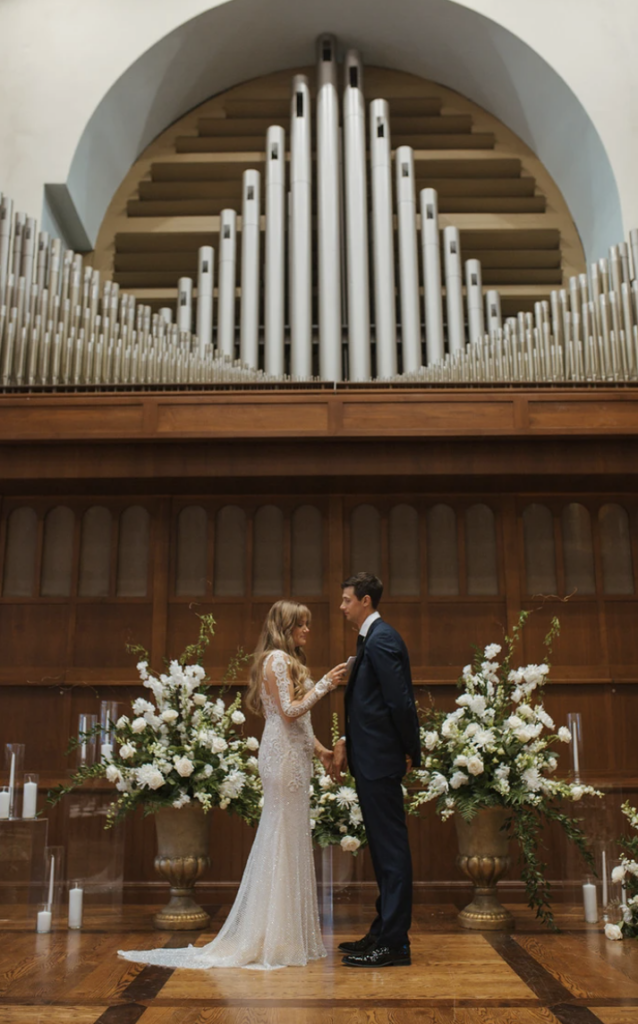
[316,34,342,381]
[465,259,485,345]
[395,146,421,374]
[264,125,286,378]
[443,225,465,355]
[177,276,193,333]
[289,75,313,379]
[370,99,397,378]
[217,207,237,360]
[486,289,502,337]
[0,195,12,306]
[196,245,214,354]
[420,188,444,365]
[240,169,261,369]
[343,49,371,381]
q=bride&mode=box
[119,600,346,970]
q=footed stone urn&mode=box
[455,806,514,932]
[153,804,211,930]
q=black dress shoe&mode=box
[342,944,411,968]
[337,933,378,953]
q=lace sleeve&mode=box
[265,650,332,720]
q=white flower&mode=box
[231,710,246,725]
[119,743,136,759]
[116,778,132,792]
[536,707,555,730]
[484,643,501,660]
[464,723,480,738]
[467,755,484,776]
[192,693,207,706]
[604,922,623,941]
[115,715,129,729]
[172,792,191,808]
[310,819,316,829]
[136,764,165,790]
[350,805,363,825]
[514,725,537,744]
[137,661,149,680]
[517,704,534,721]
[161,709,179,724]
[522,767,542,792]
[174,756,195,777]
[131,717,147,733]
[424,731,439,751]
[495,764,510,781]
[430,772,449,795]
[133,698,155,716]
[336,786,358,807]
[511,688,523,703]
[453,755,469,768]
[462,664,472,678]
[612,865,627,884]
[339,825,348,833]
[570,785,584,801]
[340,835,361,853]
[319,775,333,790]
[219,769,246,800]
[474,729,496,750]
[245,736,259,752]
[219,799,230,810]
[450,771,469,789]
[105,764,122,783]
[505,715,523,731]
[211,736,228,754]
[558,727,572,743]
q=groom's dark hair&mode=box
[341,572,383,609]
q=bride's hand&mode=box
[326,663,348,686]
[318,747,334,773]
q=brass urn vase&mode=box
[153,804,211,930]
[455,805,514,931]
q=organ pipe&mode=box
[196,246,214,354]
[465,259,484,345]
[217,208,237,360]
[343,49,371,381]
[289,75,312,379]
[240,169,260,370]
[265,125,286,377]
[370,99,397,378]
[316,34,342,381]
[395,146,421,374]
[420,188,444,365]
[443,226,464,355]
[177,277,193,333]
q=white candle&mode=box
[22,781,37,819]
[8,752,15,814]
[47,855,55,909]
[571,722,580,775]
[36,909,52,933]
[0,790,9,819]
[101,743,113,761]
[68,886,83,929]
[602,850,608,907]
[582,881,598,923]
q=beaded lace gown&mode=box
[119,649,328,970]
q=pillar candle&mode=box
[22,780,37,819]
[101,743,113,761]
[0,789,9,819]
[582,881,598,923]
[36,909,52,934]
[68,886,83,929]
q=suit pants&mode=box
[354,770,412,947]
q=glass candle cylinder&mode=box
[43,845,65,915]
[100,701,120,761]
[22,773,38,819]
[4,744,25,818]
[36,903,52,934]
[76,714,98,768]
[566,712,582,778]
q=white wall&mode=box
[0,0,634,260]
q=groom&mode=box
[333,572,421,968]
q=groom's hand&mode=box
[332,738,348,781]
[404,755,413,776]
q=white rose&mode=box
[161,709,179,723]
[570,785,584,801]
[453,755,469,768]
[245,736,259,751]
[467,756,484,776]
[558,726,572,742]
[119,743,135,759]
[105,764,122,783]
[505,715,523,730]
[424,731,439,751]
[131,717,147,733]
[319,775,333,789]
[612,865,626,884]
[211,736,228,754]
[340,835,361,853]
[231,710,246,725]
[116,715,129,729]
[192,693,207,706]
[604,922,623,941]
[450,771,469,789]
[174,756,194,777]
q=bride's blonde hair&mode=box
[246,600,311,715]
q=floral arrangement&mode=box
[408,611,600,928]
[310,715,367,854]
[605,802,638,941]
[49,615,263,827]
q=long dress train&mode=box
[118,649,328,970]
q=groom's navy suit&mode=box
[344,616,421,948]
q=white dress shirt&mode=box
[359,610,381,638]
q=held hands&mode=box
[331,737,348,781]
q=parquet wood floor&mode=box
[0,903,636,1024]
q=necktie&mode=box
[357,634,364,650]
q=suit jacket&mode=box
[344,617,421,781]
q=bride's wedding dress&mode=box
[119,649,329,970]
